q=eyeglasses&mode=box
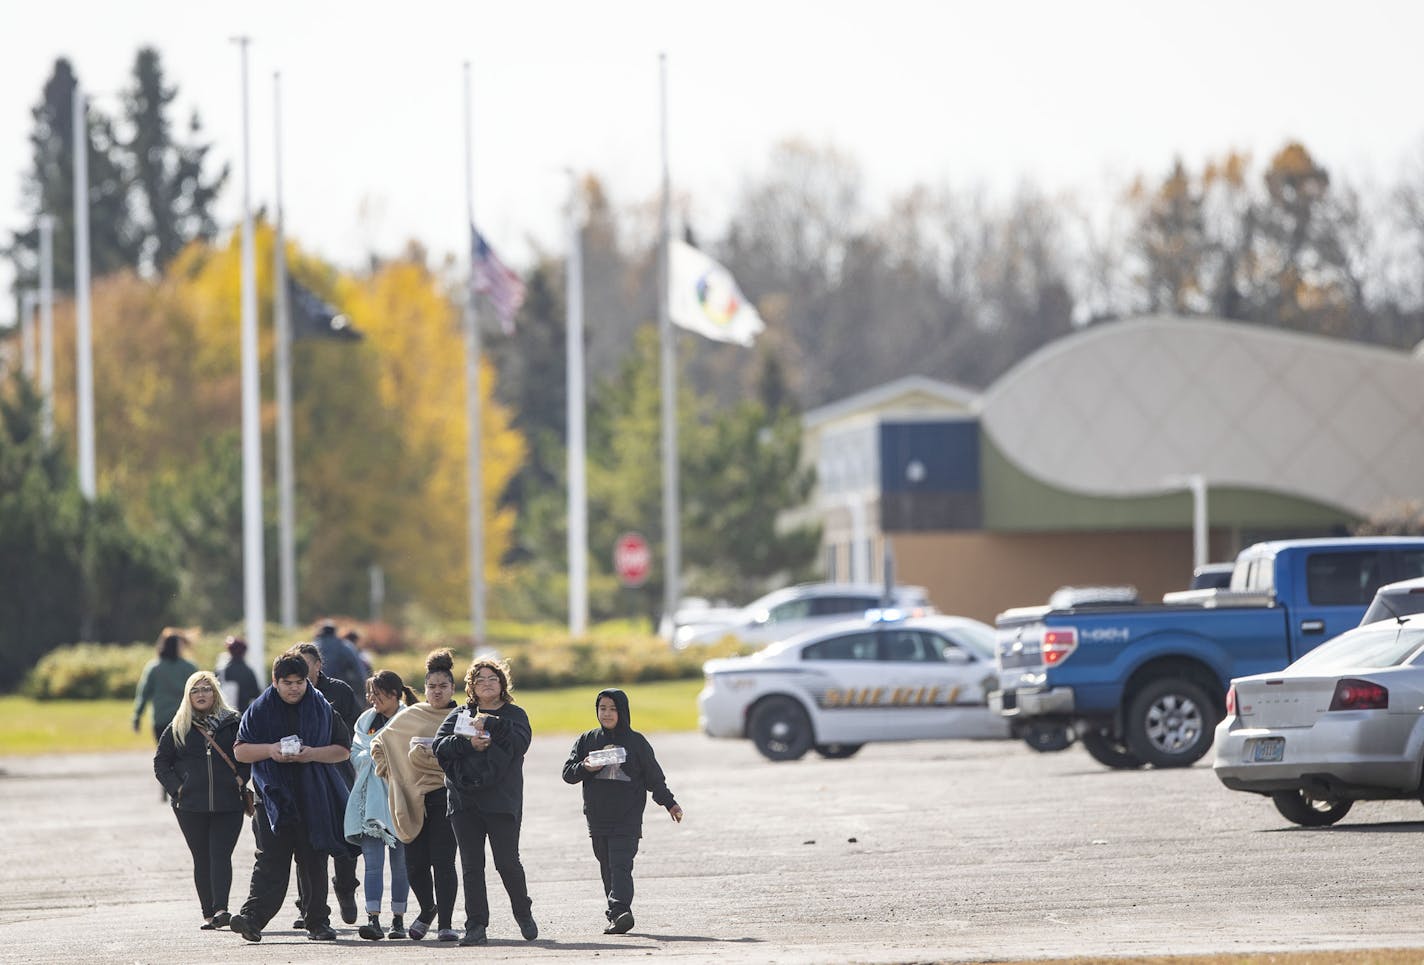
[189,686,215,695]
[472,675,501,685]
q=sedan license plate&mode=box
[1248,737,1284,763]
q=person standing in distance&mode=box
[561,689,683,935]
[215,635,261,713]
[227,651,352,944]
[133,629,199,744]
[314,619,367,704]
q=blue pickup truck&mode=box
[990,537,1424,769]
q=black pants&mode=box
[405,788,458,929]
[238,806,331,932]
[295,847,359,915]
[173,808,244,918]
[450,807,532,929]
[591,833,640,916]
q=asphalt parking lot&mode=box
[2,732,1422,964]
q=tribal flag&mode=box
[667,239,765,347]
[288,278,361,340]
[470,224,526,335]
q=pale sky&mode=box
[3,0,1423,317]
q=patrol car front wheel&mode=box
[813,743,863,759]
[749,697,814,762]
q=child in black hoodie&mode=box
[561,688,683,934]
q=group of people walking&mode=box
[147,628,683,945]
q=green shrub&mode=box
[24,623,751,701]
[24,643,150,700]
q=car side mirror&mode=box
[942,648,972,665]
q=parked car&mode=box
[1213,616,1424,826]
[658,596,741,642]
[699,613,1007,761]
[672,582,934,650]
[993,536,1424,770]
[1359,576,1424,626]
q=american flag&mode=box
[470,224,526,335]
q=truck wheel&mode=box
[1123,677,1217,767]
[1271,789,1353,827]
[749,697,813,762]
[1079,729,1146,769]
[1020,722,1074,753]
[813,743,864,759]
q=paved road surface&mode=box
[2,732,1422,963]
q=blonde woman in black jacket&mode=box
[154,670,250,930]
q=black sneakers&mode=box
[459,926,488,946]
[210,911,231,929]
[407,916,429,940]
[307,924,337,941]
[517,915,539,941]
[229,914,262,943]
[359,915,385,941]
[604,911,635,935]
[387,914,406,939]
[334,878,359,925]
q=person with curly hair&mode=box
[434,656,536,946]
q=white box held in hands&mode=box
[586,746,627,767]
[279,735,302,755]
[454,711,493,739]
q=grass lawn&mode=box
[0,678,704,756]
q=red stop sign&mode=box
[613,532,651,588]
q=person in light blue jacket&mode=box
[346,669,418,940]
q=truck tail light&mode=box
[1041,628,1078,666]
[1328,678,1388,711]
[1225,685,1237,717]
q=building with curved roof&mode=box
[804,316,1424,623]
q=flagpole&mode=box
[234,36,267,670]
[462,61,487,646]
[657,52,681,626]
[38,214,55,441]
[273,70,298,629]
[20,290,36,380]
[566,172,588,636]
[72,82,95,501]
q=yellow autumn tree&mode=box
[42,223,524,625]
[341,257,524,620]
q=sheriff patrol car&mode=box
[698,613,1009,761]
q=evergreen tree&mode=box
[10,58,141,294]
[0,381,176,686]
[584,329,820,624]
[682,350,820,602]
[122,47,229,273]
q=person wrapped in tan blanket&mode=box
[370,649,461,940]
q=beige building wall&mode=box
[891,530,1236,626]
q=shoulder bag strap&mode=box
[195,725,244,780]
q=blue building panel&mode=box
[879,420,982,531]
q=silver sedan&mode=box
[1213,617,1424,826]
